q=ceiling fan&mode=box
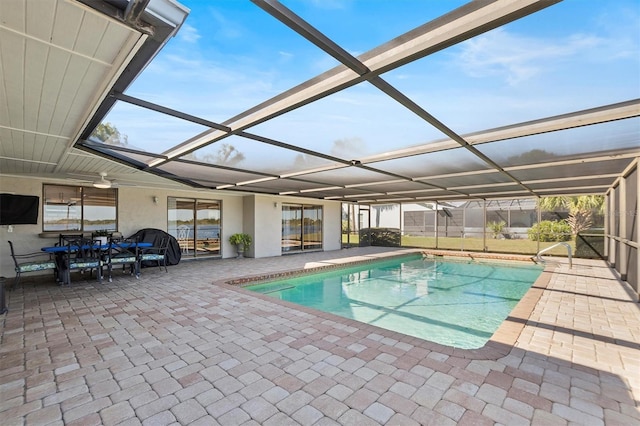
[93,172,113,189]
[65,172,145,188]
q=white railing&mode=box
[535,242,572,269]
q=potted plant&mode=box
[229,233,252,258]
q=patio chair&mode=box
[91,230,112,246]
[58,233,83,247]
[139,237,169,273]
[63,237,103,285]
[8,241,57,290]
[177,225,190,254]
[104,237,140,282]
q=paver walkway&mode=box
[1,247,639,425]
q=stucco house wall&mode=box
[0,176,343,279]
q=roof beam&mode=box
[358,99,640,163]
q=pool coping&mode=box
[218,249,552,361]
[224,248,424,286]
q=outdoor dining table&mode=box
[41,241,152,253]
[41,241,152,285]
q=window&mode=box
[43,184,117,232]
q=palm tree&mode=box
[349,203,357,234]
[372,204,396,227]
[537,195,604,236]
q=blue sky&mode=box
[110,0,639,159]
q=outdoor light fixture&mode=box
[153,196,159,204]
[93,172,111,189]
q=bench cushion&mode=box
[110,256,137,264]
[17,261,56,273]
[141,254,164,261]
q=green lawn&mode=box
[342,234,576,257]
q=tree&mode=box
[188,143,245,166]
[91,122,128,146]
[537,195,604,236]
[212,143,245,166]
[372,204,395,227]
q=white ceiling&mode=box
[0,0,189,189]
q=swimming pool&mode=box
[246,255,543,349]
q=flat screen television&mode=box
[0,194,39,225]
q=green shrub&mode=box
[487,221,506,239]
[359,228,401,247]
[528,220,572,242]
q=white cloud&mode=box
[458,28,603,86]
[178,24,201,43]
[592,6,640,60]
[129,49,282,123]
[209,8,243,40]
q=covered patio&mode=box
[0,0,638,424]
[1,248,639,425]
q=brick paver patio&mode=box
[1,247,639,425]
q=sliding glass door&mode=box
[282,203,322,253]
[195,200,221,255]
[303,205,322,250]
[168,197,221,258]
[282,205,302,252]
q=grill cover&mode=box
[128,228,181,266]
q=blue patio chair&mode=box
[8,241,57,290]
[58,233,83,247]
[63,237,103,285]
[139,237,169,273]
[105,237,140,282]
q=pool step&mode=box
[255,284,296,294]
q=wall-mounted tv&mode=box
[0,194,39,225]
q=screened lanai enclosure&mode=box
[343,198,605,254]
[55,1,635,208]
[1,0,638,291]
[342,187,637,293]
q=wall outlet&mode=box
[8,225,14,233]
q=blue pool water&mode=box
[247,255,543,349]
